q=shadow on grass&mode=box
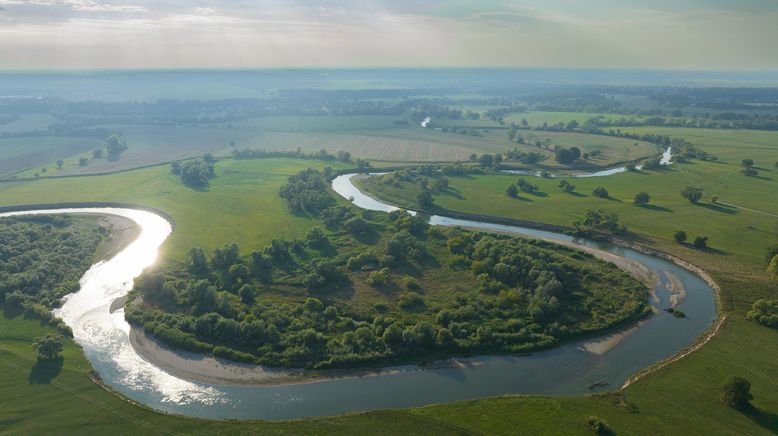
[528,190,548,198]
[28,357,63,385]
[439,189,465,200]
[746,174,774,182]
[696,202,738,215]
[563,191,587,197]
[742,405,778,433]
[639,204,672,212]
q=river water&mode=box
[0,172,716,420]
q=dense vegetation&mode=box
[0,215,108,335]
[126,169,647,369]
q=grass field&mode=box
[2,307,775,434]
[359,159,778,314]
[0,158,349,261]
[0,136,101,177]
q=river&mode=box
[0,171,716,420]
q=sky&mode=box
[0,0,777,70]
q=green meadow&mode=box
[0,158,349,261]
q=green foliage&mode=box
[279,168,334,214]
[584,415,613,435]
[747,299,778,328]
[592,186,609,198]
[558,179,575,192]
[693,236,709,249]
[32,334,64,360]
[174,154,216,188]
[769,255,778,279]
[681,186,704,203]
[720,377,753,409]
[104,133,128,156]
[573,209,625,239]
[674,231,688,244]
[633,191,650,205]
[0,215,104,314]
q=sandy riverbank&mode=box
[129,328,462,387]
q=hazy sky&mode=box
[1,0,777,70]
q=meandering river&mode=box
[0,170,716,420]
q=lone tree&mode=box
[104,133,128,157]
[693,236,709,249]
[674,230,688,243]
[720,376,753,409]
[592,187,609,198]
[505,183,519,198]
[681,186,703,203]
[741,159,754,168]
[634,192,650,205]
[558,179,575,192]
[32,334,64,360]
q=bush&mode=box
[633,192,649,205]
[693,236,708,249]
[592,187,609,198]
[674,231,687,243]
[398,292,425,311]
[681,186,703,203]
[720,376,753,409]
[747,299,778,328]
[366,268,391,287]
[584,415,612,435]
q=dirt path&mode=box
[716,201,778,218]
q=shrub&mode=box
[674,231,687,243]
[398,292,425,311]
[592,187,609,198]
[633,192,650,205]
[366,268,391,287]
[681,186,703,203]
[747,299,778,328]
[720,376,752,409]
[693,236,708,249]
[584,415,612,435]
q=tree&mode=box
[432,177,449,192]
[417,190,434,207]
[674,231,687,243]
[478,154,494,167]
[104,133,128,157]
[741,159,754,168]
[565,120,579,131]
[693,236,708,249]
[238,284,255,306]
[555,147,580,165]
[336,150,351,162]
[558,179,575,192]
[170,161,181,175]
[305,226,329,248]
[493,154,503,165]
[592,187,609,198]
[187,247,209,274]
[343,217,369,234]
[681,186,703,203]
[505,184,519,198]
[720,376,752,409]
[355,159,371,172]
[633,192,650,205]
[78,157,88,166]
[92,148,104,159]
[584,415,612,435]
[32,334,64,360]
[747,299,778,328]
[56,159,64,170]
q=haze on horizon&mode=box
[0,0,777,71]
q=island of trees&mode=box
[126,169,648,369]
